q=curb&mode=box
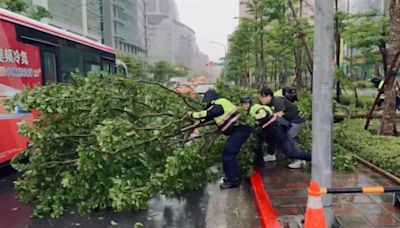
[249,170,282,228]
[356,156,400,185]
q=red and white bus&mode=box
[0,8,118,167]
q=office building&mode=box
[102,0,146,58]
[27,0,147,59]
[146,0,208,71]
[28,0,102,42]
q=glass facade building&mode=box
[102,0,146,58]
[28,0,102,42]
[27,0,147,59]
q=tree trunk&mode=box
[380,3,400,135]
[293,48,303,90]
[335,0,342,102]
[288,0,314,77]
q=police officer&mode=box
[240,96,311,168]
[274,87,298,103]
[240,96,265,168]
[188,89,252,189]
[259,87,307,168]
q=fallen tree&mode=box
[5,74,255,218]
[334,111,400,122]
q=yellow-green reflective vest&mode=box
[249,104,273,120]
[212,98,240,132]
[274,89,284,97]
[379,80,384,90]
[249,104,276,129]
[379,80,385,98]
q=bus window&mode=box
[60,46,82,82]
[82,51,100,75]
[102,59,115,74]
[42,51,57,84]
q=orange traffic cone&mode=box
[304,180,327,228]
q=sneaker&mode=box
[288,160,306,169]
[220,179,241,189]
[264,154,276,162]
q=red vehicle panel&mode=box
[0,20,42,164]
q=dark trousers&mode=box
[269,137,311,161]
[254,130,265,166]
[222,125,252,181]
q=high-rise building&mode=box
[102,0,146,58]
[27,0,147,59]
[28,0,102,42]
[146,0,208,71]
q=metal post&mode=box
[312,0,335,226]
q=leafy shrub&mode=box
[339,95,353,106]
[353,80,375,89]
[297,126,357,171]
[335,119,400,176]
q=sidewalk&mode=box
[260,160,400,227]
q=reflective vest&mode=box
[274,89,284,97]
[249,104,276,129]
[378,80,384,90]
[212,98,240,133]
[379,80,385,99]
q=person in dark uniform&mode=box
[188,89,252,189]
[240,96,265,168]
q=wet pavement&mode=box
[261,159,400,227]
[0,166,259,228]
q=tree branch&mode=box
[54,134,93,139]
[136,79,201,110]
[42,159,78,168]
[166,130,219,148]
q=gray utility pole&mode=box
[312,0,334,226]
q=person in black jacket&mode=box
[259,87,307,169]
[240,96,311,168]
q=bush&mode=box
[339,95,353,106]
[297,125,357,171]
[356,96,374,109]
[335,119,400,177]
[353,81,374,89]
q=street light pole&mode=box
[313,0,334,226]
[210,41,227,81]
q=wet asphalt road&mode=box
[0,166,259,228]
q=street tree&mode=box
[0,0,52,21]
[381,0,400,135]
[149,61,178,82]
[226,19,255,85]
[341,3,400,135]
[117,53,147,78]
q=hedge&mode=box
[335,119,400,177]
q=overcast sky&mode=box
[175,0,239,62]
